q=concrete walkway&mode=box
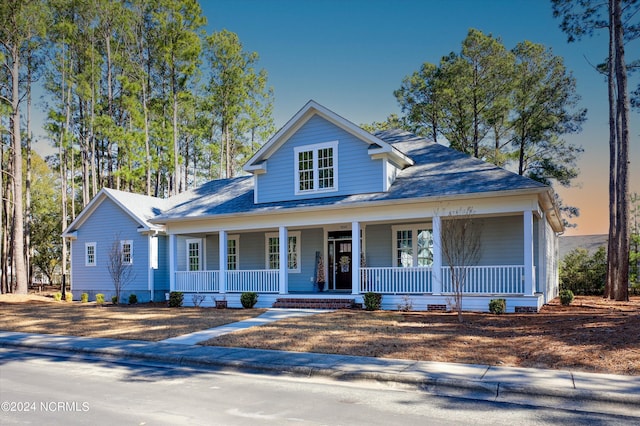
[160,308,330,345]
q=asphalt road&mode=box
[0,348,637,425]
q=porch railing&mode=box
[175,271,219,292]
[440,265,525,294]
[360,267,433,294]
[226,270,279,293]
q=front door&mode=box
[334,240,352,290]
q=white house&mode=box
[63,101,563,312]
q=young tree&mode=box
[552,0,638,300]
[107,236,135,304]
[439,208,482,323]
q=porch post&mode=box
[432,216,442,294]
[169,234,176,292]
[351,221,360,295]
[279,226,288,294]
[219,230,227,294]
[524,210,534,295]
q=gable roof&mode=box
[243,100,413,174]
[62,188,169,238]
[152,128,562,232]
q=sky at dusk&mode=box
[33,0,639,236]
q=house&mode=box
[63,100,563,311]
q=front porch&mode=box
[166,209,554,313]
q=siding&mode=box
[71,197,151,301]
[364,224,392,267]
[475,216,523,266]
[256,115,384,203]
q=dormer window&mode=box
[294,141,338,194]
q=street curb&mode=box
[1,335,639,417]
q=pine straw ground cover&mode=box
[0,294,265,341]
[203,296,640,376]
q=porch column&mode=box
[431,216,442,295]
[169,234,176,292]
[351,221,360,295]
[219,230,227,294]
[524,210,534,296]
[279,226,288,294]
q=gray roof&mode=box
[152,130,548,222]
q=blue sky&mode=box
[199,0,638,236]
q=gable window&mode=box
[121,240,133,264]
[294,141,338,194]
[265,231,301,272]
[227,235,239,271]
[85,242,96,266]
[392,225,433,267]
[186,238,202,271]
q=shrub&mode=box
[111,296,118,304]
[128,294,138,305]
[168,291,184,308]
[81,293,89,303]
[363,292,382,311]
[489,298,506,314]
[240,292,258,309]
[560,247,606,295]
[560,289,574,306]
[53,292,62,301]
[65,292,73,302]
[96,293,105,305]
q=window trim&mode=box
[186,238,202,271]
[227,235,239,271]
[120,240,133,265]
[265,231,301,273]
[294,141,338,195]
[391,224,434,267]
[85,242,97,267]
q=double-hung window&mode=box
[392,225,433,267]
[294,141,338,194]
[121,240,133,264]
[85,242,96,266]
[265,231,301,273]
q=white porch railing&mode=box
[226,270,280,293]
[174,270,279,293]
[441,265,525,294]
[175,271,219,292]
[360,267,433,294]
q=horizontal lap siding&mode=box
[476,216,523,266]
[71,198,149,295]
[289,228,323,291]
[256,115,383,203]
[153,236,169,300]
[365,224,392,267]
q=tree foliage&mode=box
[395,29,585,227]
[1,0,274,292]
[560,247,607,295]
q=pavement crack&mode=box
[570,372,576,389]
[495,383,500,400]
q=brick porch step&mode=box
[272,298,355,309]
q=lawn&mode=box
[1,294,638,375]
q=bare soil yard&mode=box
[1,294,638,375]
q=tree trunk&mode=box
[612,0,630,301]
[10,45,28,294]
[605,0,618,299]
